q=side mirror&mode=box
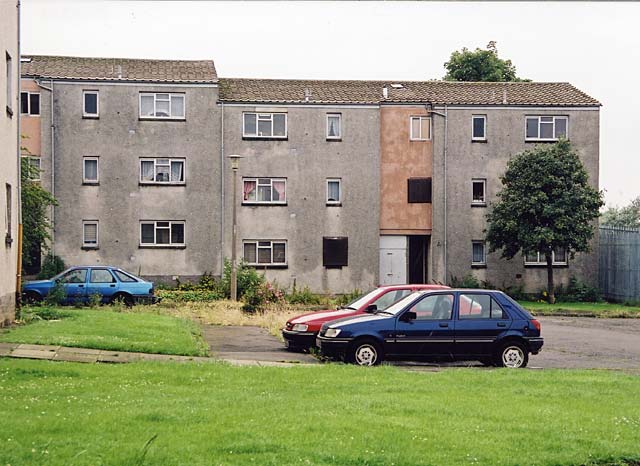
[365,304,377,313]
[401,311,417,322]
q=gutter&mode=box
[35,79,54,253]
[220,100,225,274]
[15,0,22,309]
[429,105,448,283]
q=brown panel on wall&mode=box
[380,106,433,232]
[20,79,42,156]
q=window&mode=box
[524,248,568,266]
[326,113,341,139]
[326,178,341,205]
[90,269,116,283]
[140,221,185,246]
[20,92,40,116]
[83,91,99,118]
[323,237,348,268]
[23,156,41,181]
[472,115,486,141]
[59,268,87,284]
[371,289,412,312]
[408,178,432,203]
[114,270,138,282]
[243,240,287,266]
[410,294,454,320]
[243,113,287,138]
[243,178,286,204]
[459,294,505,319]
[83,157,99,184]
[140,158,185,184]
[5,184,11,242]
[83,221,98,248]
[472,241,486,266]
[410,116,431,141]
[525,116,568,141]
[139,93,185,119]
[6,52,12,115]
[472,179,486,205]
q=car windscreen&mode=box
[344,289,381,310]
[383,291,423,316]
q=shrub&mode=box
[157,289,224,302]
[286,285,322,305]
[219,259,265,300]
[44,281,66,306]
[560,276,602,303]
[243,281,285,311]
[335,289,363,307]
[88,293,102,308]
[449,274,481,288]
[501,283,528,301]
[37,254,66,279]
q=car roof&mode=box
[414,288,503,294]
[378,284,449,290]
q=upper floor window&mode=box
[82,220,99,248]
[243,112,287,138]
[472,115,486,141]
[472,241,486,266]
[243,177,286,204]
[326,113,341,140]
[323,237,348,268]
[408,177,432,203]
[525,116,568,141]
[20,92,40,116]
[83,91,99,118]
[326,178,341,205]
[243,240,287,266]
[83,157,99,184]
[524,248,567,266]
[472,179,486,205]
[140,220,185,247]
[140,93,185,119]
[140,158,185,184]
[410,116,431,141]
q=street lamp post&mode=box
[228,155,243,301]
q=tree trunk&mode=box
[546,252,555,304]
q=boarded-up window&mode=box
[323,237,348,268]
[408,178,432,203]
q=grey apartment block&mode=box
[219,98,381,293]
[431,105,600,291]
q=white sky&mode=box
[21,0,640,207]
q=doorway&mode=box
[408,235,429,284]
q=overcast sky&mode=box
[21,0,640,208]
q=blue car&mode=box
[316,289,543,368]
[22,266,159,306]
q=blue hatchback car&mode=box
[316,289,543,368]
[22,266,159,306]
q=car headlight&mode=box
[324,328,341,338]
[292,323,308,332]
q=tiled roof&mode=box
[21,55,217,83]
[219,78,600,106]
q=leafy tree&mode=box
[600,197,640,229]
[444,41,527,82]
[21,153,57,270]
[486,140,603,304]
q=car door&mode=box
[86,268,119,303]
[391,293,455,358]
[58,268,88,304]
[454,292,512,357]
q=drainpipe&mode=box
[429,105,448,283]
[220,100,225,274]
[15,0,22,310]
[36,79,54,254]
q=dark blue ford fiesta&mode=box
[316,289,543,368]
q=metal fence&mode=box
[599,226,640,301]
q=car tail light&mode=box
[150,287,154,295]
[531,319,541,332]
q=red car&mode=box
[282,284,450,351]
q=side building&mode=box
[21,56,222,282]
[0,0,19,325]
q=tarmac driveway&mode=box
[205,317,640,371]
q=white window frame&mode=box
[525,116,569,141]
[524,249,568,266]
[410,116,431,141]
[242,112,288,139]
[83,157,99,184]
[20,91,40,116]
[139,220,186,247]
[82,220,99,248]
[22,156,41,181]
[472,115,487,141]
[83,90,99,118]
[139,158,186,185]
[243,240,287,266]
[139,92,186,120]
[326,178,342,205]
[242,177,287,204]
[472,241,486,266]
[471,178,486,205]
[326,113,342,140]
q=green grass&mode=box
[520,301,640,318]
[0,307,208,356]
[0,360,639,465]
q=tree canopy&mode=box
[486,139,603,303]
[444,41,527,82]
[600,197,640,229]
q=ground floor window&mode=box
[243,240,287,265]
[524,248,568,266]
[472,241,486,266]
[140,221,185,246]
[83,220,99,248]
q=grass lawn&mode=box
[0,307,208,356]
[0,360,639,465]
[521,301,640,318]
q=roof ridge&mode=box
[22,54,214,63]
[220,77,572,85]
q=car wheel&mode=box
[348,339,383,366]
[496,341,528,368]
[23,291,42,305]
[111,293,134,307]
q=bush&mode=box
[559,276,602,303]
[44,281,65,306]
[286,285,322,305]
[449,274,481,288]
[243,281,285,311]
[37,254,66,279]
[335,289,363,307]
[157,289,224,302]
[219,259,265,300]
[501,283,528,301]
